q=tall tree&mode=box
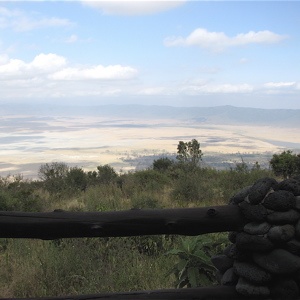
[38,162,70,194]
[38,162,69,181]
[176,139,203,167]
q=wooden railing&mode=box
[0,206,248,300]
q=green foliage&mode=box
[0,237,175,297]
[171,174,202,202]
[38,162,69,195]
[152,157,174,172]
[270,150,300,179]
[0,177,42,212]
[120,169,170,198]
[176,139,203,168]
[128,235,176,257]
[0,151,282,297]
[171,168,216,203]
[219,163,274,200]
[131,194,161,209]
[133,169,170,189]
[38,162,69,181]
[87,164,118,185]
[65,167,88,192]
[166,234,227,288]
[83,184,123,212]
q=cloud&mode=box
[50,65,137,80]
[0,6,73,31]
[81,0,186,16]
[164,28,288,52]
[262,81,298,95]
[264,81,296,88]
[0,53,9,65]
[180,83,254,95]
[65,34,78,43]
[0,53,137,80]
[136,82,254,97]
[0,53,138,99]
[0,53,66,79]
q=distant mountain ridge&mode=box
[2,103,300,127]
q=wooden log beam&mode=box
[0,205,246,239]
[0,286,247,300]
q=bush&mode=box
[153,157,174,172]
[131,194,161,209]
[165,234,227,288]
[119,169,170,198]
[83,184,124,212]
[0,184,42,212]
[132,169,170,191]
[171,168,215,203]
[65,167,88,192]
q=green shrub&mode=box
[65,167,88,192]
[0,184,42,212]
[119,169,170,198]
[153,157,174,172]
[171,168,216,203]
[131,194,161,209]
[83,184,124,211]
[165,233,228,288]
[133,169,170,190]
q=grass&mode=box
[0,164,276,297]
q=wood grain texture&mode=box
[0,205,246,239]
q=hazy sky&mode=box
[0,1,299,109]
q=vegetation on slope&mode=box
[0,141,299,297]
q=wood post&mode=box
[0,205,246,239]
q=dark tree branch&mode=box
[0,205,246,239]
[0,286,246,300]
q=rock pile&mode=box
[212,177,300,299]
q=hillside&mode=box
[1,103,300,178]
[2,103,300,127]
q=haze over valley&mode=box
[1,104,299,178]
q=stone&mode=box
[244,221,271,235]
[236,277,270,297]
[270,278,299,300]
[295,196,300,211]
[221,267,238,286]
[223,243,250,261]
[211,254,234,273]
[228,231,238,243]
[267,224,295,243]
[215,270,222,284]
[263,190,296,211]
[277,179,300,196]
[253,249,300,274]
[286,238,300,254]
[294,219,300,239]
[239,201,268,222]
[236,232,274,251]
[230,185,252,205]
[294,269,300,287]
[267,209,300,224]
[233,261,272,284]
[248,177,278,205]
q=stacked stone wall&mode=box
[212,177,300,299]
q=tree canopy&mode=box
[270,150,300,179]
[176,139,203,168]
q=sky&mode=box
[0,1,299,109]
